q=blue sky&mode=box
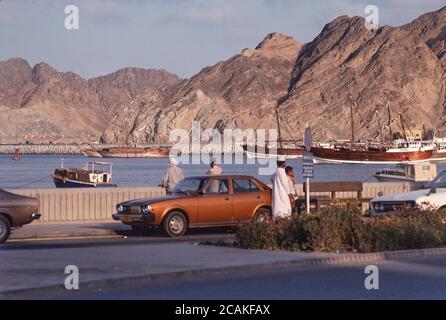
[0,0,444,79]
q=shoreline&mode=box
[0,144,245,155]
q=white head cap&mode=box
[169,157,178,166]
[277,155,287,162]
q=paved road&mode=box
[60,255,446,300]
[3,227,235,250]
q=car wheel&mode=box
[254,208,272,223]
[0,215,11,244]
[437,207,446,221]
[163,211,187,237]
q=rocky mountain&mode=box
[88,67,180,114]
[101,33,302,144]
[279,11,446,141]
[2,5,446,145]
[0,59,180,142]
[101,5,446,145]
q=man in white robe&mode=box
[162,158,184,192]
[271,158,293,219]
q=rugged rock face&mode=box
[2,6,446,145]
[0,59,180,142]
[88,68,181,114]
[101,32,302,144]
[102,6,446,145]
[403,6,446,64]
[279,13,446,141]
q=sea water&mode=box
[1,154,443,189]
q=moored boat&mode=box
[242,143,303,159]
[97,147,170,158]
[312,144,433,164]
[83,148,103,158]
[53,161,117,188]
[374,163,437,183]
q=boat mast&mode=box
[399,114,407,140]
[387,101,392,141]
[350,101,355,143]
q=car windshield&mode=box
[171,177,208,194]
[425,170,446,189]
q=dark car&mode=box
[113,175,272,237]
[0,189,41,243]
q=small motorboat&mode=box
[373,163,437,183]
[53,161,117,188]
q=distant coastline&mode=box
[0,144,246,155]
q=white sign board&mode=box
[302,152,314,179]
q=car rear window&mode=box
[233,179,261,193]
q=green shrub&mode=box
[235,208,446,253]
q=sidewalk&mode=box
[10,223,131,240]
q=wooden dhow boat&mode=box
[311,141,433,164]
[97,147,170,158]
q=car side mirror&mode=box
[199,190,206,195]
[429,188,437,195]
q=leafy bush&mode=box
[235,208,446,253]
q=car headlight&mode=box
[372,202,384,212]
[117,205,124,213]
[142,204,153,214]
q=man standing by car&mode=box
[162,158,184,193]
[207,157,223,193]
[272,157,293,220]
[285,166,299,213]
[207,157,223,175]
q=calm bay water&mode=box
[1,154,444,189]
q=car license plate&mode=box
[123,215,133,223]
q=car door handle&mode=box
[225,197,231,201]
[256,195,261,199]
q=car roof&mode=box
[185,175,259,180]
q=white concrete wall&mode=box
[6,182,420,224]
[8,187,165,224]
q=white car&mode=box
[370,170,446,216]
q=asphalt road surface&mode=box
[2,227,235,250]
[58,255,446,300]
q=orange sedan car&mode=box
[112,175,272,237]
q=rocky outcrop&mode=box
[88,67,181,113]
[0,59,180,142]
[101,32,302,144]
[3,6,446,145]
[279,13,446,141]
[102,6,446,144]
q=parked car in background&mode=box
[370,170,446,216]
[0,189,41,243]
[113,175,272,237]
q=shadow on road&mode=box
[1,227,236,251]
